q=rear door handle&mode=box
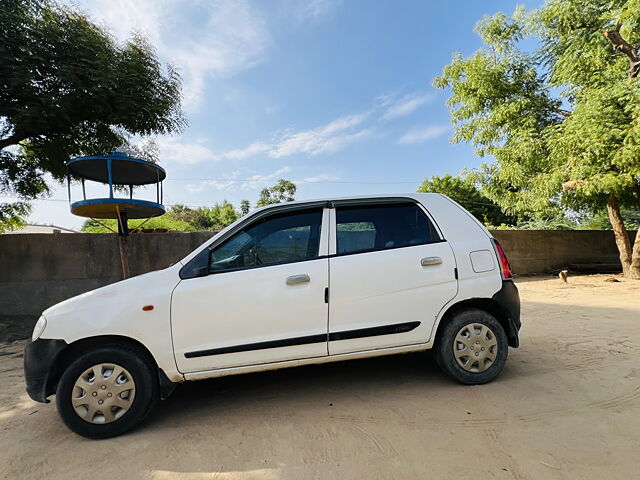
[286,274,310,285]
[421,257,442,267]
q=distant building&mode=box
[3,224,80,234]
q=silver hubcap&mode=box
[71,363,136,424]
[453,323,498,373]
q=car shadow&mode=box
[145,350,449,430]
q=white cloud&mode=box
[213,113,373,161]
[157,137,217,165]
[294,173,340,184]
[156,112,373,165]
[73,0,269,111]
[186,180,235,193]
[381,93,434,121]
[221,142,272,161]
[186,167,292,193]
[185,168,341,193]
[239,167,291,189]
[282,0,341,22]
[158,89,440,165]
[301,0,341,19]
[398,125,449,144]
[270,114,371,158]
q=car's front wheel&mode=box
[435,308,508,384]
[56,344,158,439]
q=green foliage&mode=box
[0,0,185,226]
[417,174,518,226]
[81,215,195,233]
[170,201,239,231]
[580,209,640,230]
[434,0,640,217]
[510,217,578,230]
[81,201,241,233]
[257,179,297,207]
[239,199,251,216]
[435,0,640,276]
[0,201,29,232]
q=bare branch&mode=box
[604,28,640,78]
[0,132,28,150]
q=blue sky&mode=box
[30,0,542,229]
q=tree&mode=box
[0,0,185,231]
[82,201,240,233]
[199,201,239,230]
[167,202,239,231]
[418,174,518,226]
[434,1,640,278]
[256,179,296,207]
[81,215,195,233]
[580,209,640,230]
[240,199,251,216]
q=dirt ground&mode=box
[0,274,639,480]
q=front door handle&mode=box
[286,274,310,285]
[421,257,442,267]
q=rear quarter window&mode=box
[336,202,440,255]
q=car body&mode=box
[24,193,520,438]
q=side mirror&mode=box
[179,248,211,280]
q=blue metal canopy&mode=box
[66,152,165,220]
[67,152,166,185]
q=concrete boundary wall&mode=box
[491,230,635,276]
[0,230,634,340]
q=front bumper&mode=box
[24,338,68,403]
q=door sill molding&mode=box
[184,321,421,359]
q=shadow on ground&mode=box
[147,350,446,429]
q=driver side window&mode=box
[210,209,323,272]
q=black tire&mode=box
[434,308,508,385]
[56,344,158,439]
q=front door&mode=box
[328,200,458,355]
[172,207,330,373]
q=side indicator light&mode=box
[142,305,154,311]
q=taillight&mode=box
[492,239,512,279]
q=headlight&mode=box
[32,315,47,341]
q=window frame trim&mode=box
[179,197,447,279]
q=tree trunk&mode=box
[606,196,636,278]
[631,228,640,280]
[118,236,130,280]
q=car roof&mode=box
[253,192,442,212]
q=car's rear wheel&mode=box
[56,344,158,439]
[435,308,508,384]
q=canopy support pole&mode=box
[115,206,130,279]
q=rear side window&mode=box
[336,202,440,255]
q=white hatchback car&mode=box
[24,194,520,438]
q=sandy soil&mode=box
[0,274,639,480]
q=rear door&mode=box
[328,199,458,355]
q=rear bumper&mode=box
[492,280,521,347]
[24,338,67,403]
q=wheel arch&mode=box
[435,298,519,348]
[46,335,176,400]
